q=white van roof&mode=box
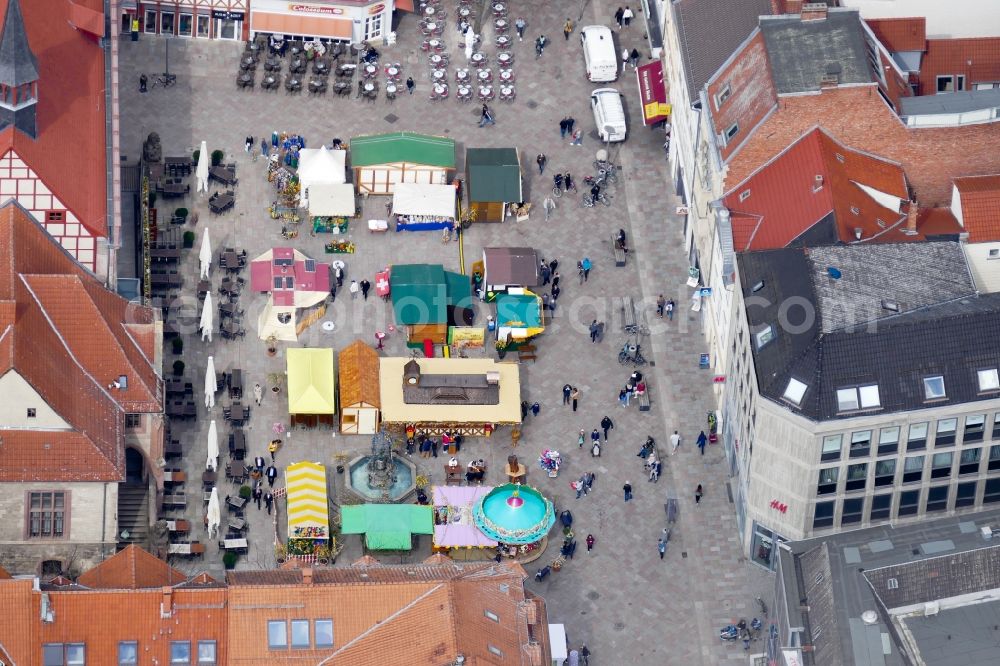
[592,88,625,123]
[581,25,614,42]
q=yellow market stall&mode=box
[287,348,336,428]
[286,461,329,541]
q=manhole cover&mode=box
[526,100,539,109]
[586,590,600,600]
[613,621,625,631]
[384,113,399,124]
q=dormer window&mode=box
[923,376,946,400]
[754,325,774,350]
[783,378,807,405]
[978,369,1000,393]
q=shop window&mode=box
[751,525,776,568]
[870,494,892,521]
[197,14,210,37]
[845,463,867,491]
[841,498,864,525]
[144,9,157,34]
[874,459,895,487]
[821,434,842,462]
[902,456,924,483]
[960,448,982,475]
[934,418,957,447]
[964,415,985,443]
[897,489,920,516]
[179,14,193,37]
[878,427,899,455]
[907,423,928,451]
[813,501,835,528]
[931,452,953,479]
[849,431,872,458]
[364,12,384,40]
[217,18,238,40]
[817,467,838,495]
[955,481,978,508]
[986,478,1000,504]
[990,445,1000,471]
[925,485,949,512]
[161,11,175,35]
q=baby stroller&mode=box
[559,510,573,529]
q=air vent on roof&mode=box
[820,74,840,87]
[861,610,878,625]
[827,267,842,280]
[924,601,940,617]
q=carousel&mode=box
[472,483,555,562]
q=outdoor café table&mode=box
[151,273,182,289]
[237,73,253,88]
[210,193,234,214]
[209,165,236,185]
[219,303,240,318]
[222,251,240,270]
[471,52,485,66]
[363,63,378,78]
[163,493,187,508]
[432,69,446,82]
[478,85,494,100]
[163,470,187,484]
[164,439,182,458]
[314,60,329,75]
[429,53,445,67]
[230,369,243,396]
[424,5,436,16]
[169,542,205,557]
[231,429,246,457]
[497,52,513,66]
[261,75,278,89]
[478,69,492,82]
[499,68,514,82]
[166,519,191,533]
[226,496,248,512]
[456,68,470,82]
[167,400,188,417]
[151,246,181,261]
[459,7,470,19]
[197,279,210,297]
[495,18,508,32]
[500,85,515,99]
[385,64,401,79]
[386,83,397,96]
[165,378,188,396]
[496,35,511,49]
[424,21,439,34]
[240,56,255,70]
[227,516,247,532]
[363,81,375,93]
[493,2,506,15]
[265,57,280,71]
[427,39,441,51]
[222,538,248,552]
[457,85,472,100]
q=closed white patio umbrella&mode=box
[196,140,209,193]
[204,355,216,409]
[200,292,214,342]
[199,228,212,279]
[465,28,476,61]
[206,487,221,539]
[206,419,219,471]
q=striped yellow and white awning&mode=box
[285,461,329,539]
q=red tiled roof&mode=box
[917,37,1000,95]
[721,128,923,250]
[76,545,187,590]
[0,577,38,665]
[0,204,161,482]
[865,18,926,53]
[954,174,1000,242]
[0,0,108,237]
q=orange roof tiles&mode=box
[0,577,38,665]
[0,0,108,236]
[76,545,188,590]
[918,37,1000,95]
[865,17,926,53]
[954,174,1000,242]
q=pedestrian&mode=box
[541,262,551,285]
[552,271,561,288]
[666,299,675,320]
[696,484,704,503]
[656,294,666,317]
[570,129,583,146]
[268,439,279,462]
[535,34,547,58]
[601,415,614,440]
[406,76,415,94]
[253,383,263,405]
[552,284,561,300]
[245,136,253,153]
[563,383,572,405]
[479,104,495,127]
[614,6,624,28]
[536,153,547,174]
[619,387,628,407]
[584,471,595,492]
[622,48,629,70]
[623,481,632,502]
[139,73,148,93]
[253,484,262,510]
[630,47,640,69]
[578,429,586,448]
[264,491,274,514]
[575,479,585,499]
[543,196,556,221]
[654,460,662,482]
[329,284,337,302]
[589,319,600,343]
[697,430,708,455]
[581,257,592,281]
[566,117,576,134]
[559,117,569,138]
[586,534,595,552]
[571,387,580,412]
[521,401,529,419]
[549,258,559,274]
[581,645,590,665]
[563,18,573,40]
[531,401,541,416]
[623,6,634,27]
[515,16,526,41]
[591,428,601,446]
[349,280,359,299]
[542,293,551,312]
[648,461,658,482]
[658,538,666,559]
[670,430,682,455]
[360,279,371,300]
[266,464,277,487]
[335,266,344,287]
[254,455,265,474]
[431,438,439,458]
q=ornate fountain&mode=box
[344,430,417,503]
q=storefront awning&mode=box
[636,61,671,126]
[251,11,352,39]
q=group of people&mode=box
[618,369,647,407]
[656,294,676,320]
[637,436,663,482]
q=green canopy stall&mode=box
[340,504,434,550]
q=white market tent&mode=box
[298,146,346,209]
[391,183,456,219]
[307,182,356,217]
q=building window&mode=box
[841,498,864,525]
[960,448,982,475]
[978,369,1000,391]
[268,621,287,649]
[291,620,310,649]
[849,431,872,458]
[991,248,1000,259]
[754,325,774,350]
[488,645,504,657]
[931,452,953,479]
[216,18,238,40]
[957,75,966,90]
[878,427,900,455]
[125,413,142,429]
[874,459,896,487]
[715,84,732,109]
[817,467,838,495]
[197,14,210,37]
[178,13,193,37]
[725,123,740,142]
[171,641,191,664]
[781,378,807,405]
[907,423,928,451]
[821,435,842,462]
[836,388,859,411]
[990,445,1000,471]
[923,376,946,400]
[898,489,920,516]
[955,481,978,508]
[964,415,985,443]
[27,407,36,418]
[197,641,216,665]
[870,494,892,521]
[994,414,1000,440]
[986,478,1000,504]
[925,485,949,512]
[936,75,955,93]
[837,385,880,412]
[43,644,85,666]
[119,641,138,665]
[739,188,751,202]
[364,12,384,40]
[161,11,175,35]
[935,418,957,447]
[484,610,500,622]
[314,620,334,648]
[903,456,924,483]
[144,9,157,34]
[28,491,66,538]
[813,501,835,528]
[845,463,868,491]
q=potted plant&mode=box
[316,544,332,566]
[223,551,238,570]
[182,231,196,248]
[172,360,185,376]
[334,453,348,475]
[266,335,278,357]
[192,149,200,164]
[238,485,252,500]
[495,339,508,360]
[171,337,183,355]
[267,372,285,394]
[211,149,225,167]
[174,207,188,222]
[274,542,287,564]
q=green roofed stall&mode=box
[390,263,473,345]
[340,504,434,550]
[350,132,456,195]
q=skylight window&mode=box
[858,385,880,408]
[978,369,1000,392]
[783,378,808,405]
[837,388,860,411]
[836,385,880,412]
[881,300,899,312]
[754,325,775,350]
[924,376,946,400]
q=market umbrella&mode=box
[206,487,221,539]
[196,140,209,193]
[198,228,212,279]
[200,292,213,342]
[204,355,216,408]
[206,419,219,471]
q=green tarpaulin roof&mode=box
[340,504,434,550]
[390,264,471,325]
[495,293,542,328]
[466,148,522,203]
[350,132,456,168]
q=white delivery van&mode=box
[579,25,618,82]
[590,88,627,142]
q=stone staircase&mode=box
[117,484,150,549]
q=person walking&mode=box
[349,280,359,299]
[649,461,659,482]
[268,439,280,462]
[570,129,583,146]
[254,455,266,474]
[623,481,633,502]
[696,484,704,504]
[549,258,559,274]
[581,645,591,665]
[666,299,675,321]
[329,284,337,302]
[536,153,547,174]
[543,196,556,221]
[264,491,274,514]
[571,387,580,412]
[541,262,552,285]
[601,415,614,440]
[535,34,547,58]
[253,383,264,405]
[266,464,278,487]
[139,73,148,93]
[260,138,268,157]
[575,478,586,499]
[552,271,561,288]
[245,136,253,153]
[531,401,541,417]
[581,257,592,282]
[406,76,415,94]
[656,294,666,318]
[360,279,371,300]
[589,320,600,342]
[622,48,629,71]
[559,117,569,138]
[578,429,586,448]
[586,534,595,552]
[335,265,344,287]
[658,538,666,559]
[623,6,634,27]
[566,117,576,135]
[253,484,263,510]
[515,16,526,41]
[521,401,529,419]
[670,430,682,455]
[563,383,573,405]
[552,284,561,301]
[697,431,708,455]
[618,387,628,408]
[630,48,640,69]
[591,428,601,447]
[614,7,624,28]
[563,18,574,40]
[479,104,495,127]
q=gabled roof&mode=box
[0,0,108,236]
[0,203,161,482]
[917,37,1000,95]
[864,17,926,53]
[672,0,773,99]
[76,545,187,590]
[954,174,1000,242]
[286,347,335,415]
[466,148,522,202]
[390,264,471,326]
[0,0,38,87]
[721,127,918,251]
[483,246,541,286]
[350,131,456,168]
[338,339,380,409]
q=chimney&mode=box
[160,586,173,618]
[801,2,828,21]
[303,567,313,586]
[906,200,919,233]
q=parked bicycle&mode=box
[150,73,177,89]
[618,341,647,366]
[582,191,611,208]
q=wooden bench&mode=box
[518,344,537,363]
[637,389,651,412]
[612,234,627,267]
[619,296,637,332]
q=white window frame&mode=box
[783,378,807,405]
[739,189,751,202]
[178,13,194,37]
[268,621,287,649]
[290,619,310,649]
[170,641,191,664]
[725,123,739,141]
[314,619,334,648]
[936,75,954,93]
[836,388,859,411]
[858,384,880,408]
[484,609,500,622]
[715,84,732,109]
[197,641,217,665]
[978,368,1000,392]
[924,375,946,400]
[196,14,211,38]
[160,10,175,35]
[144,9,157,34]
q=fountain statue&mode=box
[367,430,398,501]
[343,430,417,503]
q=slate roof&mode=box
[759,10,874,94]
[736,241,1000,421]
[954,174,1000,242]
[864,17,926,53]
[0,0,37,86]
[349,131,456,168]
[466,148,522,203]
[672,0,773,100]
